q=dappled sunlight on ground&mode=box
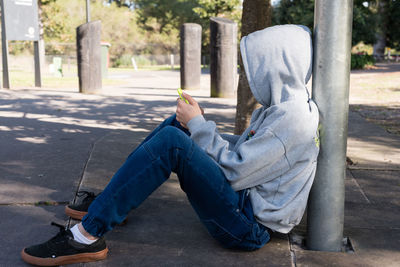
[350,63,400,135]
[0,67,399,266]
[0,73,237,205]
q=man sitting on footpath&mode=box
[21,24,319,266]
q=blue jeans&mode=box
[82,115,270,251]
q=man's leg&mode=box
[129,114,189,156]
[22,125,269,265]
[82,126,269,250]
[80,125,190,236]
[65,114,187,220]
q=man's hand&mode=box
[176,92,202,129]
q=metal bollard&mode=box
[210,17,237,98]
[76,21,102,94]
[180,23,202,90]
[307,0,354,252]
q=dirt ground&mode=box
[350,63,400,135]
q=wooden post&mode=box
[76,21,102,94]
[210,17,237,98]
[180,23,202,90]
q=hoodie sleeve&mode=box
[220,134,240,150]
[187,115,290,191]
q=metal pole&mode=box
[34,41,42,87]
[1,0,10,88]
[86,0,91,23]
[307,0,353,251]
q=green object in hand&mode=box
[177,88,189,104]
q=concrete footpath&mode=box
[0,70,399,266]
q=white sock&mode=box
[70,224,98,245]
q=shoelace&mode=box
[46,222,73,258]
[49,222,70,242]
[76,190,97,202]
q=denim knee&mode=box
[156,126,190,148]
[143,126,192,160]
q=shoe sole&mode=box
[65,206,87,220]
[21,247,108,266]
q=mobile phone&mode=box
[177,88,189,104]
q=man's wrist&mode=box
[187,115,206,132]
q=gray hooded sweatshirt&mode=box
[187,25,319,233]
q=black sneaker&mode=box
[65,191,99,220]
[21,222,108,266]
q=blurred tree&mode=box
[272,0,314,28]
[371,0,388,57]
[133,0,241,56]
[133,0,200,34]
[103,0,135,9]
[234,0,271,134]
[40,0,146,61]
[193,0,241,19]
[387,0,400,50]
[272,0,378,47]
[37,1,55,65]
[352,0,378,46]
[40,0,70,43]
[193,0,241,57]
[371,0,400,55]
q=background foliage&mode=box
[35,0,242,66]
[7,0,399,68]
[351,53,376,69]
[272,0,400,69]
[272,0,379,46]
[386,0,400,49]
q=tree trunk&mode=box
[234,0,271,135]
[38,1,45,70]
[373,0,388,60]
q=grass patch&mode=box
[7,68,135,88]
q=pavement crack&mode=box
[67,133,110,227]
[348,166,400,171]
[0,201,69,206]
[346,226,400,230]
[72,134,107,203]
[288,233,298,267]
[290,248,297,267]
[348,169,371,204]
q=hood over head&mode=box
[240,25,313,107]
